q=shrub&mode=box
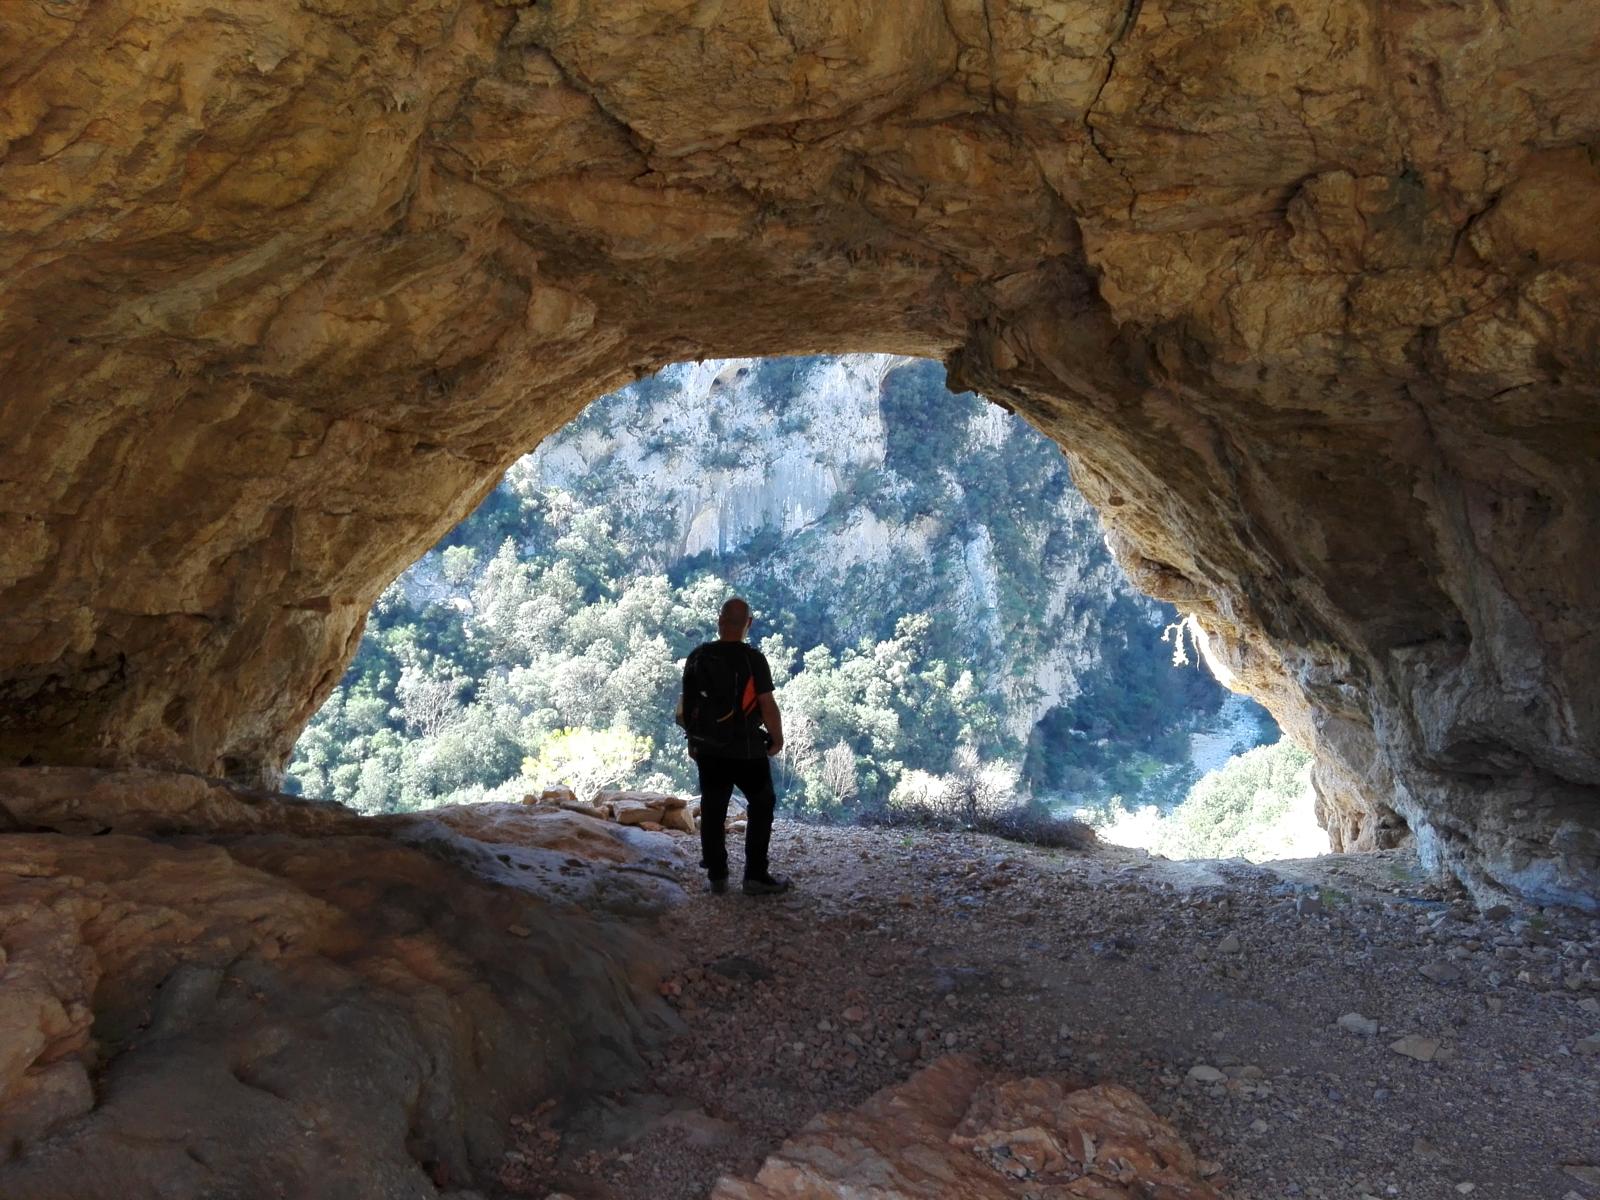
[1093,739,1327,861]
[867,752,1096,850]
[523,727,652,802]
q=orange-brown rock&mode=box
[0,768,679,1197]
[711,1054,1221,1199]
[1,1,1597,904]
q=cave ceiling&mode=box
[1,0,1597,905]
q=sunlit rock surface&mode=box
[1,1,1598,904]
[0,768,680,1196]
[711,1054,1221,1199]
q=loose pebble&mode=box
[1339,1012,1379,1037]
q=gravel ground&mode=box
[502,821,1600,1200]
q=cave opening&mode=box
[282,353,1326,865]
[4,3,1600,1194]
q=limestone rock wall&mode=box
[2,1,1598,904]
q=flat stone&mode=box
[1565,1164,1600,1188]
[612,799,658,826]
[1338,1012,1379,1036]
[1295,893,1325,917]
[1388,1035,1441,1062]
[557,799,610,820]
[657,1107,740,1148]
[1187,1064,1227,1083]
[712,1057,1219,1198]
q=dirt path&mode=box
[503,822,1600,1200]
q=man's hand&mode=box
[757,692,784,757]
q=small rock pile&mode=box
[524,785,742,838]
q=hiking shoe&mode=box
[742,874,791,896]
[708,877,729,895]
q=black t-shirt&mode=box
[682,640,774,759]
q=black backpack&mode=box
[680,643,765,757]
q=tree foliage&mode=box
[1091,740,1327,862]
[285,356,1263,820]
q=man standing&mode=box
[681,597,791,895]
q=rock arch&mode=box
[2,0,1597,905]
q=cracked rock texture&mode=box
[0,767,679,1197]
[710,1053,1221,1199]
[1,1,1598,905]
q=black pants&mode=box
[697,753,776,881]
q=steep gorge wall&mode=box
[1,0,1598,905]
[520,353,1154,743]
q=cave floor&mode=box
[503,822,1600,1200]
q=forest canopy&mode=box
[285,356,1271,822]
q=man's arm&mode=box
[756,692,783,756]
[678,653,696,757]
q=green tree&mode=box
[441,544,479,586]
[524,728,653,802]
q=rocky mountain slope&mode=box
[522,354,1214,746]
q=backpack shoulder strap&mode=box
[740,644,763,704]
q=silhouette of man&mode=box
[681,597,790,895]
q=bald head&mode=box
[717,598,752,641]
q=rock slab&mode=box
[711,1054,1220,1199]
[0,769,677,1199]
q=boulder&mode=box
[710,1055,1219,1198]
[608,790,688,812]
[661,807,697,835]
[0,769,670,1200]
[613,800,659,827]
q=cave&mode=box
[5,0,1595,905]
[2,1,1599,1194]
